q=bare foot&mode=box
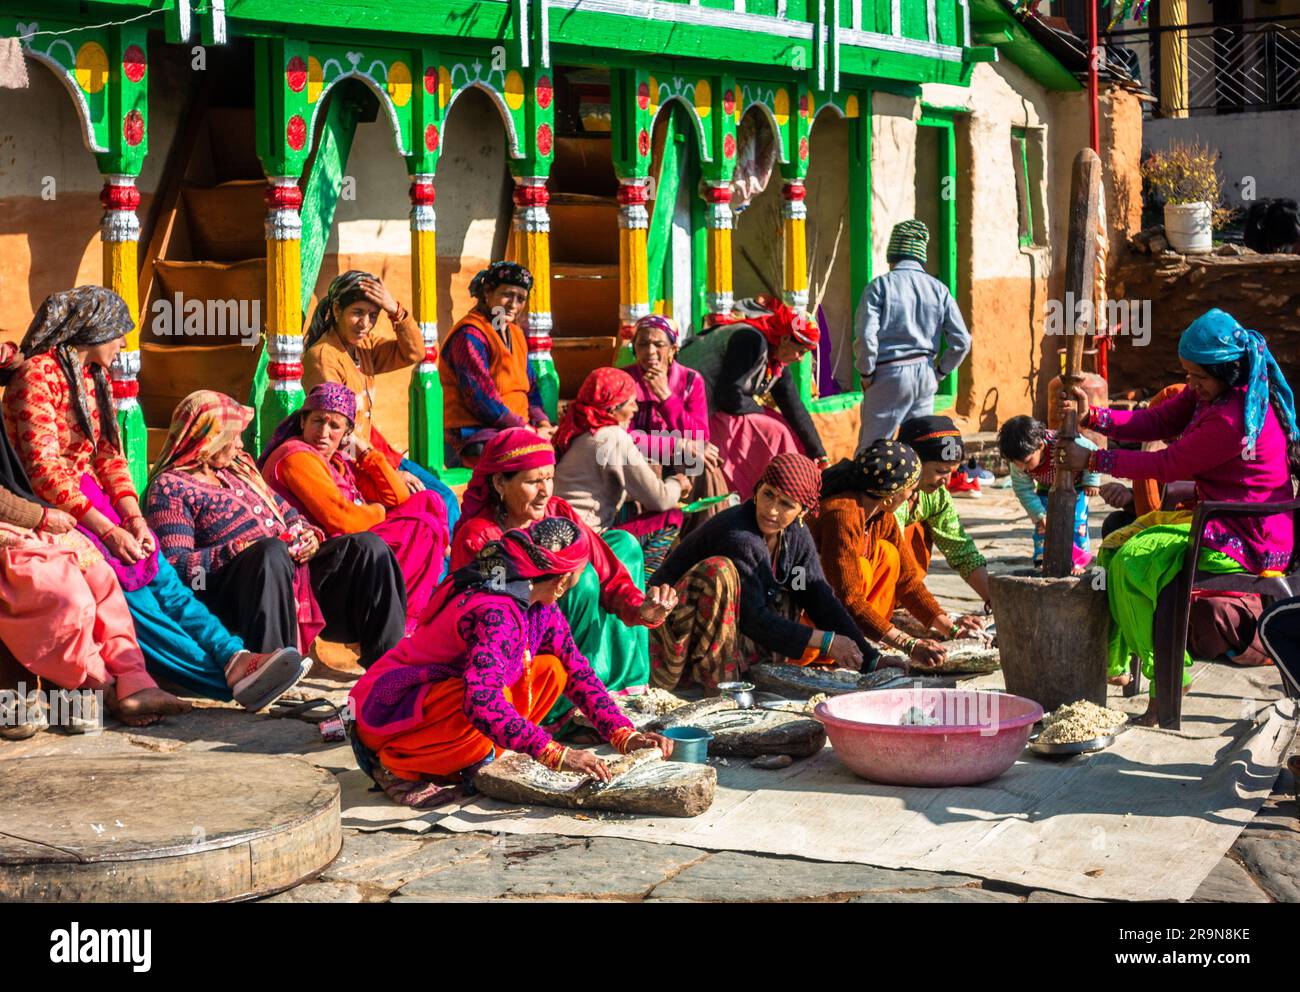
[1133,683,1192,727]
[107,685,192,727]
[1108,674,1131,687]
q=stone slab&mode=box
[693,708,827,758]
[473,750,716,817]
[0,753,340,902]
[1231,836,1300,902]
[852,887,1023,903]
[391,836,704,902]
[1189,856,1269,904]
[261,881,364,903]
[646,850,981,903]
[321,832,496,892]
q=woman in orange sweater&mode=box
[259,384,448,631]
[810,439,985,670]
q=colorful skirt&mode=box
[651,556,742,691]
[547,528,649,722]
[0,526,155,700]
[1099,514,1244,690]
[371,489,449,632]
[709,409,804,500]
[357,653,565,781]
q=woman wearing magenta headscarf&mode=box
[1059,308,1299,724]
[451,427,677,719]
[677,296,829,498]
[627,314,730,541]
[553,366,690,573]
[259,383,449,631]
[350,519,675,808]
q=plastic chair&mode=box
[1126,497,1300,729]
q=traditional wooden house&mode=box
[0,0,1141,487]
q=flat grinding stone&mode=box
[0,753,341,902]
[749,663,955,698]
[878,640,1001,674]
[473,750,716,817]
[691,708,826,758]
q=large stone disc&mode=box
[0,752,341,902]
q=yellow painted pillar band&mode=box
[617,178,651,339]
[409,175,439,369]
[1160,0,1190,118]
[703,180,734,320]
[264,176,304,387]
[100,175,142,398]
[782,180,810,310]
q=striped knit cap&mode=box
[886,219,929,264]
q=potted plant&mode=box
[1140,141,1230,254]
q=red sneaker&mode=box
[947,473,982,498]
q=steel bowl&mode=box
[717,681,756,710]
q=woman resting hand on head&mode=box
[259,383,450,632]
[301,269,461,564]
[439,261,554,468]
[1,288,303,712]
[145,390,407,669]
[349,518,675,808]
[647,451,876,692]
[452,427,678,723]
[1056,308,1299,725]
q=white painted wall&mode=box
[1144,110,1300,206]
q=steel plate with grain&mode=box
[1026,729,1120,758]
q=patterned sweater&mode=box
[894,485,987,579]
[352,591,633,760]
[652,501,875,663]
[2,353,136,520]
[444,325,547,430]
[146,469,314,583]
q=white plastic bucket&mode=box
[1164,201,1213,254]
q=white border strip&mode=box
[549,0,815,39]
[840,27,964,61]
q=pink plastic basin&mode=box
[814,688,1043,787]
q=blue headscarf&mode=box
[1178,308,1298,447]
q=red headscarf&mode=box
[757,451,822,513]
[551,367,637,459]
[709,295,819,375]
[501,520,590,578]
[460,427,557,521]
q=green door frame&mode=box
[917,107,959,413]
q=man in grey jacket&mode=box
[853,219,971,450]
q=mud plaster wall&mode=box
[1044,85,1144,408]
[0,49,188,338]
[920,61,1055,432]
[310,87,513,452]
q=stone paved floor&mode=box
[3,485,1296,902]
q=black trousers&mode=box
[199,534,406,668]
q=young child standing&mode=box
[998,416,1100,568]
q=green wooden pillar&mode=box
[252,37,312,449]
[509,66,558,423]
[405,45,449,476]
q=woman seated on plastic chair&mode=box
[1057,308,1299,725]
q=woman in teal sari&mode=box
[449,428,676,725]
[1058,309,1299,724]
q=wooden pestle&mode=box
[1043,148,1103,577]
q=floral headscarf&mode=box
[148,390,289,527]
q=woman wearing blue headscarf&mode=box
[1058,308,1299,724]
